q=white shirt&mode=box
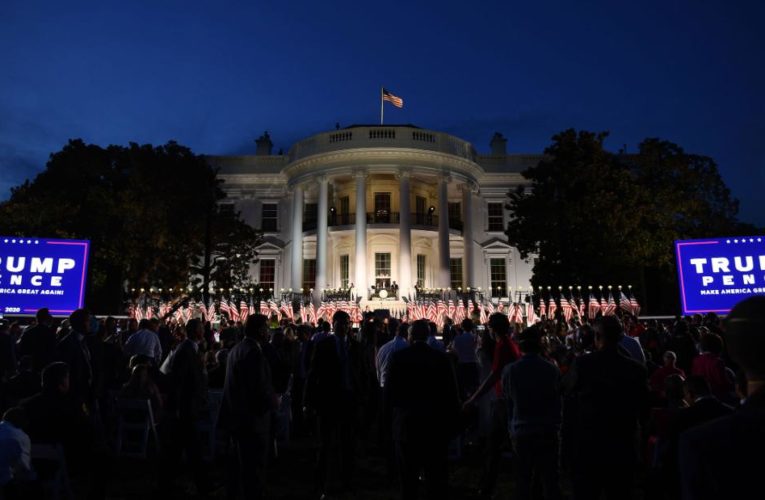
[376,335,408,387]
[0,421,34,485]
[125,328,163,363]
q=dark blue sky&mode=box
[2,0,763,225]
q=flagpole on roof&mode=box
[380,87,384,125]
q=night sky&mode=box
[2,0,763,225]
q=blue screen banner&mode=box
[0,237,90,316]
[675,236,765,315]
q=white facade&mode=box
[211,125,540,305]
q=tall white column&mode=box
[437,174,451,288]
[354,171,368,299]
[398,170,412,299]
[462,183,475,287]
[316,176,329,299]
[290,184,304,291]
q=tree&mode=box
[0,139,261,313]
[506,129,753,313]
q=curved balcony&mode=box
[287,125,478,164]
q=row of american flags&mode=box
[127,291,639,327]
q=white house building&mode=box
[210,125,541,307]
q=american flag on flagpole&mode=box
[260,300,269,317]
[240,300,249,321]
[629,293,641,317]
[525,300,537,325]
[382,88,403,108]
[309,302,318,325]
[219,297,231,319]
[538,298,546,319]
[588,293,600,320]
[206,299,216,322]
[605,293,617,316]
[619,291,632,314]
[560,295,573,323]
[548,297,557,320]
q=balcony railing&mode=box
[304,212,444,229]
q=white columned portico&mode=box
[462,182,475,287]
[354,171,368,299]
[398,170,412,299]
[315,175,329,299]
[437,174,451,288]
[290,184,304,290]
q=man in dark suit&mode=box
[304,310,367,497]
[564,315,648,500]
[159,318,210,495]
[20,362,91,466]
[385,319,460,500]
[679,296,765,500]
[220,314,274,500]
[55,309,93,411]
[17,308,57,374]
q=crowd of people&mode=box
[0,295,763,500]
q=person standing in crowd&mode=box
[0,321,15,383]
[220,314,274,500]
[450,318,478,400]
[55,309,94,411]
[159,318,210,495]
[376,322,408,390]
[425,322,445,352]
[502,325,562,500]
[385,319,460,500]
[124,318,163,365]
[691,332,734,402]
[0,407,36,496]
[17,308,57,373]
[464,313,521,500]
[618,326,646,365]
[564,315,648,500]
[679,296,765,500]
[649,351,685,396]
[304,310,367,498]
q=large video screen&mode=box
[675,236,765,315]
[0,237,90,316]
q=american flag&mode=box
[455,300,465,323]
[599,295,608,316]
[316,302,326,322]
[198,301,207,320]
[229,301,240,322]
[309,302,318,325]
[382,88,403,108]
[219,298,231,318]
[260,300,270,317]
[466,300,475,319]
[560,296,573,323]
[299,302,307,324]
[548,298,557,320]
[605,293,617,316]
[538,298,546,319]
[447,300,456,320]
[629,293,641,317]
[240,300,249,321]
[248,299,256,317]
[619,291,632,314]
[426,302,438,323]
[578,297,586,320]
[407,301,415,321]
[486,302,496,315]
[206,299,216,322]
[588,293,600,320]
[511,303,525,324]
[478,303,487,325]
[525,300,537,325]
[268,300,280,320]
